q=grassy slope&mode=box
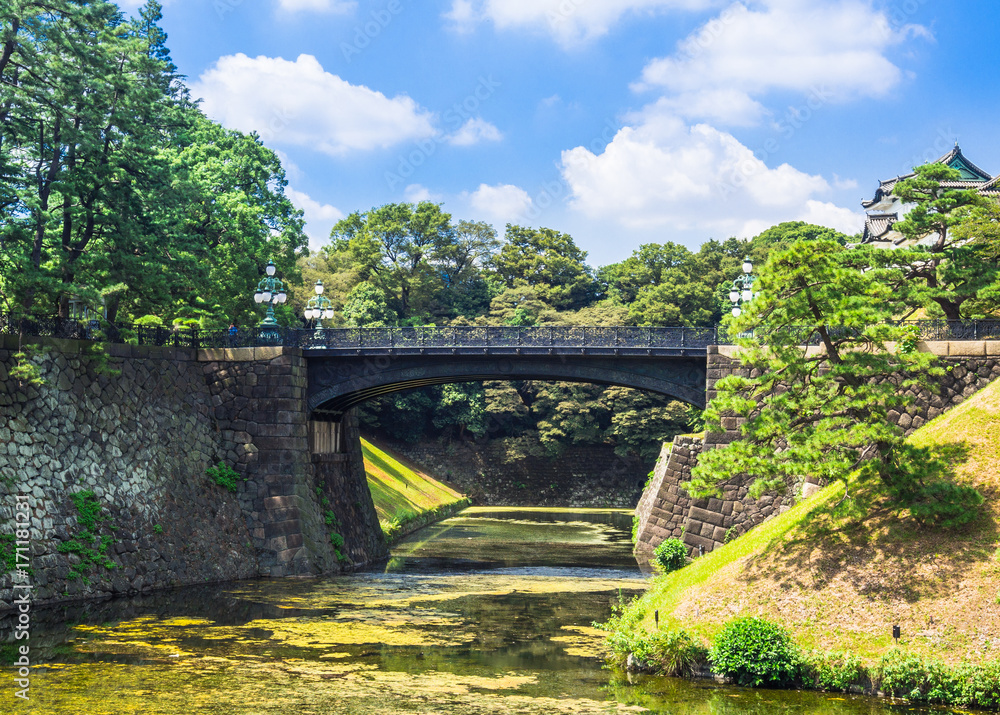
[362,438,468,531]
[630,379,1000,665]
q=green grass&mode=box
[363,439,469,542]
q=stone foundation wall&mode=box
[312,414,387,567]
[0,340,387,612]
[0,340,259,610]
[633,435,700,553]
[379,438,646,508]
[634,342,1000,558]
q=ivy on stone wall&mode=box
[57,491,117,582]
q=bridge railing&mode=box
[3,312,1000,350]
[294,325,722,350]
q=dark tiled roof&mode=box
[864,145,994,205]
[862,213,897,241]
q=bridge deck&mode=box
[5,314,1000,352]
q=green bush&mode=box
[876,648,974,705]
[653,538,687,573]
[56,491,116,582]
[876,648,930,700]
[801,649,863,692]
[961,660,1000,708]
[630,629,709,676]
[710,617,799,688]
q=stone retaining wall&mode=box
[0,339,386,612]
[635,342,1000,557]
[379,438,646,508]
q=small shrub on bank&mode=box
[631,629,709,676]
[710,617,799,688]
[875,648,1000,708]
[653,538,687,573]
[960,659,1000,708]
[801,649,864,692]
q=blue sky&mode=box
[138,0,1000,266]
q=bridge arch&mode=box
[306,354,707,420]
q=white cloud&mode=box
[448,118,503,147]
[403,184,443,203]
[191,54,436,156]
[635,92,766,129]
[560,115,863,238]
[285,187,345,250]
[634,0,931,126]
[445,0,718,46]
[277,0,355,12]
[464,183,534,223]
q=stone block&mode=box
[917,341,950,356]
[263,495,298,510]
[683,532,716,552]
[712,526,728,543]
[949,341,986,357]
[689,506,725,527]
[264,520,301,538]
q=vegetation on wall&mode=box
[56,491,116,582]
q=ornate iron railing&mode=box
[3,313,1000,350]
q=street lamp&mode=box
[729,257,757,318]
[304,280,335,335]
[253,260,287,328]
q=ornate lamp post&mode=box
[253,260,288,328]
[304,280,335,335]
[253,261,288,341]
[728,256,757,318]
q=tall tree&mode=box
[686,238,982,526]
[488,225,596,310]
[892,163,991,320]
[331,201,456,321]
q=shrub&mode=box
[710,617,799,688]
[801,649,864,692]
[876,648,929,700]
[961,660,1000,709]
[630,629,709,676]
[653,538,687,573]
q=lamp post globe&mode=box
[729,256,757,331]
[305,279,334,336]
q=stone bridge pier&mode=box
[200,347,387,577]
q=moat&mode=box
[4,508,947,713]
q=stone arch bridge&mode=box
[301,325,715,420]
[5,318,1000,609]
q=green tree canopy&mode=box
[488,225,596,310]
[686,238,982,526]
[892,163,994,320]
